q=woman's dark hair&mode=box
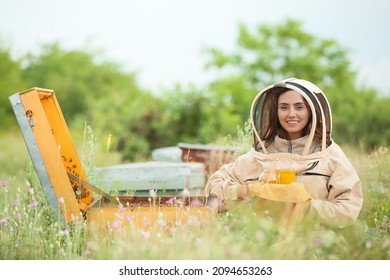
[260,87,325,148]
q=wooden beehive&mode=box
[9,88,213,232]
[178,143,239,175]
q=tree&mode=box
[90,85,163,161]
[0,44,26,130]
[21,43,163,161]
[22,43,139,123]
[158,84,209,145]
[201,18,388,148]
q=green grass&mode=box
[1,131,389,260]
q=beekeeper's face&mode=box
[277,90,310,140]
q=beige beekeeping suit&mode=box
[205,78,363,228]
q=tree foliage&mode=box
[3,42,158,161]
[0,44,26,129]
[22,43,140,122]
[202,19,389,148]
[158,85,209,144]
[1,18,390,161]
[90,85,163,161]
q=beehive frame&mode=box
[10,88,87,224]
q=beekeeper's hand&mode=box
[247,182,312,203]
[237,182,250,200]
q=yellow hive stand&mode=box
[9,88,212,232]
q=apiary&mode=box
[9,88,213,232]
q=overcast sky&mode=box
[1,0,389,94]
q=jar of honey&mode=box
[278,169,296,184]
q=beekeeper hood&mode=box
[250,78,332,156]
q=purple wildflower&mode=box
[111,220,120,229]
[60,229,70,236]
[170,226,177,234]
[314,236,323,245]
[28,188,34,195]
[29,201,39,208]
[141,231,151,239]
[207,197,222,210]
[14,213,22,220]
[158,220,167,228]
[1,181,9,187]
[126,215,134,222]
[191,200,203,207]
[166,197,175,204]
[175,199,184,206]
[83,249,91,258]
[11,200,21,206]
[118,204,125,212]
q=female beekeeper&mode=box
[205,78,363,228]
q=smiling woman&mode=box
[205,78,363,228]
[277,90,311,140]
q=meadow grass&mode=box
[1,131,389,260]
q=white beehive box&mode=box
[93,161,206,196]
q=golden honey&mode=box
[278,170,296,184]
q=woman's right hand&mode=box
[237,183,249,200]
